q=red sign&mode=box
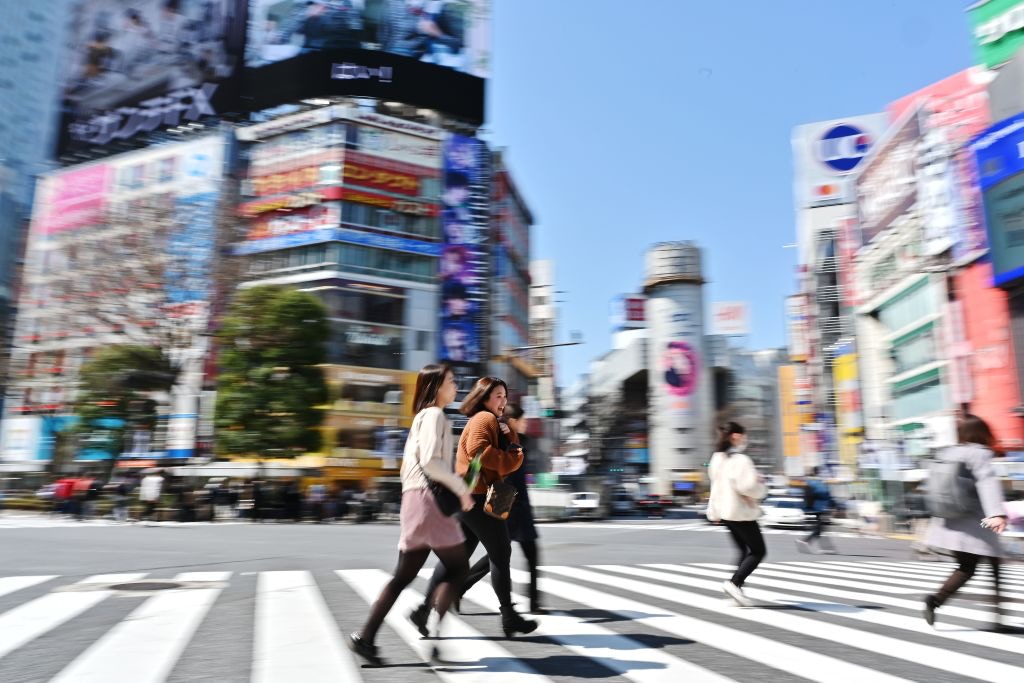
[343,188,439,216]
[251,166,320,197]
[343,162,420,196]
[247,203,341,240]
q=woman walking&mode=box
[458,403,546,614]
[348,364,475,666]
[410,377,538,638]
[923,414,1009,631]
[706,422,767,607]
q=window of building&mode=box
[878,280,935,332]
[891,373,945,421]
[890,325,938,375]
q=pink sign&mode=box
[37,164,110,235]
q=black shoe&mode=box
[347,633,382,667]
[408,605,430,638]
[452,596,461,614]
[923,596,937,627]
[500,606,538,638]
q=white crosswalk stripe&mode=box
[0,560,1019,681]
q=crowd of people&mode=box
[345,362,1019,668]
[32,472,392,524]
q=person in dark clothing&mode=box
[457,403,545,614]
[252,480,266,523]
[797,466,837,554]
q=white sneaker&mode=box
[722,580,753,607]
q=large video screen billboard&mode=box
[60,0,248,151]
[246,0,490,76]
[242,0,488,122]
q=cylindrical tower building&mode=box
[644,242,712,494]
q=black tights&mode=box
[463,537,541,607]
[933,551,1001,608]
[422,496,514,611]
[360,544,468,644]
[723,520,766,588]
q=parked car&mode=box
[569,492,601,519]
[760,496,807,528]
[636,494,671,517]
[610,490,635,516]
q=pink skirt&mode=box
[398,488,465,552]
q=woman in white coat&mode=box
[707,422,767,607]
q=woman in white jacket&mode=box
[348,363,475,666]
[707,422,767,607]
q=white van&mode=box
[569,492,601,519]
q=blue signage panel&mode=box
[972,114,1024,285]
[233,228,442,257]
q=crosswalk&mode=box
[543,520,867,537]
[0,560,1021,682]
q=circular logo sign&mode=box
[818,124,872,174]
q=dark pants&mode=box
[360,544,468,644]
[933,551,1002,611]
[723,520,766,588]
[423,495,514,610]
[463,536,541,608]
[805,512,826,543]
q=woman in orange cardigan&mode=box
[409,376,538,638]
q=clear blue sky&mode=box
[485,0,976,388]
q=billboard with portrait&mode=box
[438,133,486,367]
[243,0,488,121]
[60,0,248,152]
[246,0,489,76]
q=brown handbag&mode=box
[483,475,517,520]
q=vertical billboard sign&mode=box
[832,339,863,468]
[856,104,923,247]
[968,0,1024,69]
[709,302,749,336]
[439,133,486,371]
[970,112,1024,285]
[609,294,647,331]
[889,68,993,259]
[786,294,810,362]
[836,217,862,309]
[59,0,248,152]
[791,114,888,209]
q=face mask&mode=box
[734,437,748,451]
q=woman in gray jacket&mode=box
[923,414,1009,630]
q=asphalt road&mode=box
[1,514,1021,683]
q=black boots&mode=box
[501,605,538,638]
[923,595,937,627]
[347,633,382,667]
[408,604,430,638]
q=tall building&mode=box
[488,152,535,400]
[0,1,74,390]
[790,113,888,472]
[644,242,712,493]
[1,133,229,469]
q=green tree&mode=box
[214,286,329,458]
[72,345,177,467]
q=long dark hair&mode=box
[412,363,452,413]
[503,403,525,420]
[460,376,508,416]
[716,421,746,453]
[957,414,995,449]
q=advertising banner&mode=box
[343,159,421,195]
[439,133,487,366]
[955,260,1024,450]
[609,294,646,331]
[968,0,1024,69]
[233,225,441,255]
[791,114,888,209]
[33,164,111,235]
[247,202,342,240]
[355,125,442,167]
[786,294,811,362]
[836,217,862,308]
[60,0,247,151]
[246,0,491,78]
[971,112,1024,284]
[889,68,993,258]
[778,365,801,460]
[832,339,863,468]
[856,104,923,247]
[709,301,749,336]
